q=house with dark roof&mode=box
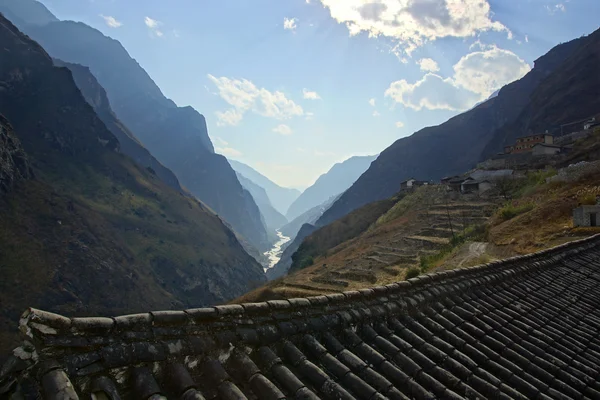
[460,179,492,194]
[399,179,428,191]
[2,235,600,399]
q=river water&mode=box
[263,230,291,272]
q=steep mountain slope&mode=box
[268,195,341,280]
[266,223,317,281]
[54,59,182,192]
[0,1,270,252]
[280,194,339,240]
[484,29,600,156]
[318,35,585,228]
[228,159,301,215]
[0,14,265,355]
[236,172,287,234]
[0,0,55,26]
[286,155,376,221]
[0,116,32,194]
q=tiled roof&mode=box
[2,235,600,399]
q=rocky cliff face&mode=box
[318,35,586,228]
[0,14,265,357]
[0,2,270,253]
[0,116,32,194]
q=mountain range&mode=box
[285,155,377,221]
[0,0,271,253]
[317,35,588,228]
[227,159,300,216]
[0,13,265,355]
[235,172,287,237]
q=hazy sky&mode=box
[40,0,600,189]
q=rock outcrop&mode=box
[0,116,32,194]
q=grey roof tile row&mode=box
[2,234,600,399]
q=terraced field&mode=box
[236,186,499,302]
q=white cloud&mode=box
[418,58,439,72]
[316,0,511,55]
[368,98,376,107]
[303,88,321,100]
[100,15,122,28]
[372,110,381,117]
[452,46,531,96]
[305,112,315,120]
[215,109,244,127]
[396,121,405,128]
[545,3,566,14]
[208,75,304,125]
[215,147,242,157]
[144,16,159,29]
[385,46,530,111]
[284,17,298,31]
[386,73,480,111]
[273,124,293,135]
[144,16,163,37]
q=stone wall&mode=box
[548,160,600,183]
[573,205,600,227]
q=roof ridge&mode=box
[19,234,600,346]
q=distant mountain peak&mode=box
[285,154,377,221]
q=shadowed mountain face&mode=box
[54,60,182,192]
[0,13,265,356]
[228,159,301,215]
[318,35,586,228]
[286,155,377,221]
[0,0,270,252]
[236,173,287,236]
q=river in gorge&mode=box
[263,230,291,272]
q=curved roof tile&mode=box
[2,234,600,399]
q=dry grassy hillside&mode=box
[236,185,499,302]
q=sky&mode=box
[40,0,600,189]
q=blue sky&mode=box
[40,0,600,189]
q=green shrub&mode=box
[498,203,535,220]
[297,256,314,270]
[579,193,597,205]
[405,267,420,280]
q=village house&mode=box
[584,118,600,130]
[573,205,600,227]
[399,178,428,191]
[446,177,466,192]
[504,133,554,154]
[532,143,564,157]
[460,178,493,194]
